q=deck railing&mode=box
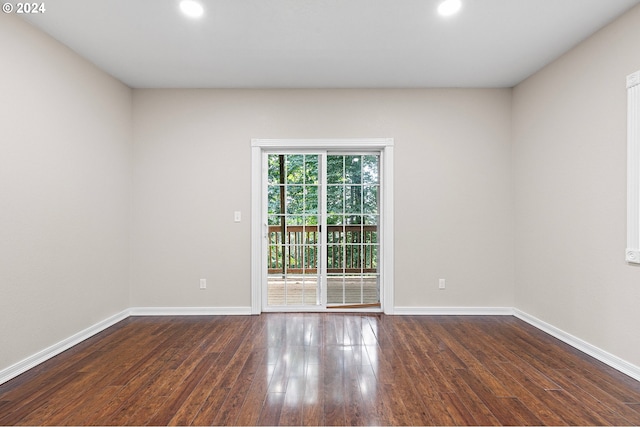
[268,225,378,274]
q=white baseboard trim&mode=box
[394,306,514,316]
[129,306,253,316]
[514,309,640,382]
[0,309,130,386]
[3,306,638,387]
[0,306,253,386]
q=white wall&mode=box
[513,5,640,367]
[0,14,132,371]
[131,89,514,309]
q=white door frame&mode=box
[251,138,394,314]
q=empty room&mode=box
[1,0,640,425]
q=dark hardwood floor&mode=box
[1,313,639,425]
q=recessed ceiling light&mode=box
[438,0,462,17]
[180,0,204,18]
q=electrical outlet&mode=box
[200,278,206,289]
[439,279,446,290]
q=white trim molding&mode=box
[251,143,263,314]
[251,138,393,150]
[0,306,252,385]
[514,309,640,382]
[394,306,514,316]
[627,70,640,263]
[129,307,252,316]
[2,306,639,386]
[0,309,130,386]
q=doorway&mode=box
[251,139,394,314]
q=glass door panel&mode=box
[326,154,380,307]
[267,154,320,307]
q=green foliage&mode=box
[267,153,380,273]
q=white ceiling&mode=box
[21,0,640,89]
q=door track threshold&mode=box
[326,303,381,309]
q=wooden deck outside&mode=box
[267,225,378,275]
[267,224,380,307]
[267,276,379,306]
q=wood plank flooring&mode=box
[1,314,640,425]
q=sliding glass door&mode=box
[264,152,381,310]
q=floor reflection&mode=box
[264,313,380,408]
